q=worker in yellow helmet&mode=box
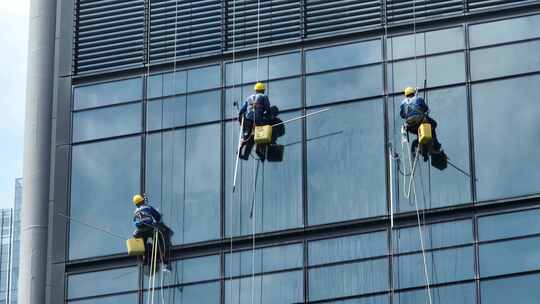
[400,87,446,169]
[132,194,173,271]
[238,82,272,160]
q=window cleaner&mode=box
[400,86,447,170]
[238,82,285,162]
[130,194,173,272]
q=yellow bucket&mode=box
[126,238,145,256]
[418,122,432,145]
[254,125,272,144]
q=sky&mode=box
[0,2,30,209]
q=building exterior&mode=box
[9,179,21,304]
[20,0,540,303]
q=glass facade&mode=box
[59,5,540,304]
[0,179,21,304]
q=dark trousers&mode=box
[406,116,441,159]
[239,119,267,161]
[133,223,172,266]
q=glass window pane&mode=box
[389,86,471,212]
[387,27,464,60]
[267,77,301,111]
[480,236,540,277]
[74,78,142,110]
[306,40,382,73]
[69,136,140,259]
[471,40,540,81]
[148,74,163,99]
[393,220,473,254]
[394,283,475,304]
[225,271,303,304]
[144,282,220,304]
[309,231,388,266]
[146,96,187,131]
[226,61,242,86]
[145,255,220,288]
[269,53,301,79]
[307,65,382,106]
[164,71,188,96]
[481,273,540,304]
[145,125,220,245]
[388,53,466,93]
[225,244,303,277]
[393,247,475,289]
[469,14,540,47]
[68,293,138,304]
[326,295,389,304]
[188,65,220,92]
[478,208,540,241]
[225,112,303,236]
[186,90,221,125]
[73,103,141,142]
[307,100,386,225]
[309,258,389,301]
[225,84,253,119]
[472,75,540,201]
[68,267,138,299]
[242,57,269,84]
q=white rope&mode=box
[256,0,261,81]
[413,0,418,89]
[251,159,258,304]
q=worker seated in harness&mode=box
[238,82,279,161]
[400,86,447,170]
[132,194,172,271]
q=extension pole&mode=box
[271,108,330,128]
[232,117,244,193]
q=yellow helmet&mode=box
[132,194,145,206]
[404,86,416,97]
[254,82,265,92]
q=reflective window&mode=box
[68,293,138,304]
[147,74,163,99]
[329,295,389,304]
[164,71,188,96]
[186,90,221,125]
[307,100,386,225]
[389,86,471,212]
[393,247,475,289]
[225,271,303,304]
[144,282,220,304]
[242,57,269,84]
[145,255,220,288]
[73,103,141,142]
[469,14,540,47]
[309,258,389,301]
[74,78,142,110]
[394,283,475,304]
[225,112,302,237]
[147,96,187,131]
[188,65,220,92]
[267,77,302,110]
[480,236,540,277]
[69,136,140,259]
[387,27,464,60]
[471,40,540,80]
[225,84,253,119]
[269,53,301,79]
[309,231,387,266]
[68,267,138,299]
[387,53,466,93]
[145,124,220,245]
[306,65,383,106]
[478,208,540,241]
[306,40,382,73]
[481,273,540,304]
[225,244,303,277]
[472,75,540,201]
[393,220,473,254]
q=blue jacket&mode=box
[133,204,162,228]
[400,96,429,123]
[239,93,271,124]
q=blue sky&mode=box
[0,2,29,209]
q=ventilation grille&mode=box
[226,0,302,49]
[386,0,464,23]
[149,0,223,63]
[74,0,145,74]
[467,0,538,11]
[306,0,382,37]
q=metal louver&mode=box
[149,0,223,63]
[305,0,382,37]
[467,0,538,11]
[74,0,145,74]
[386,0,464,23]
[226,0,302,49]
